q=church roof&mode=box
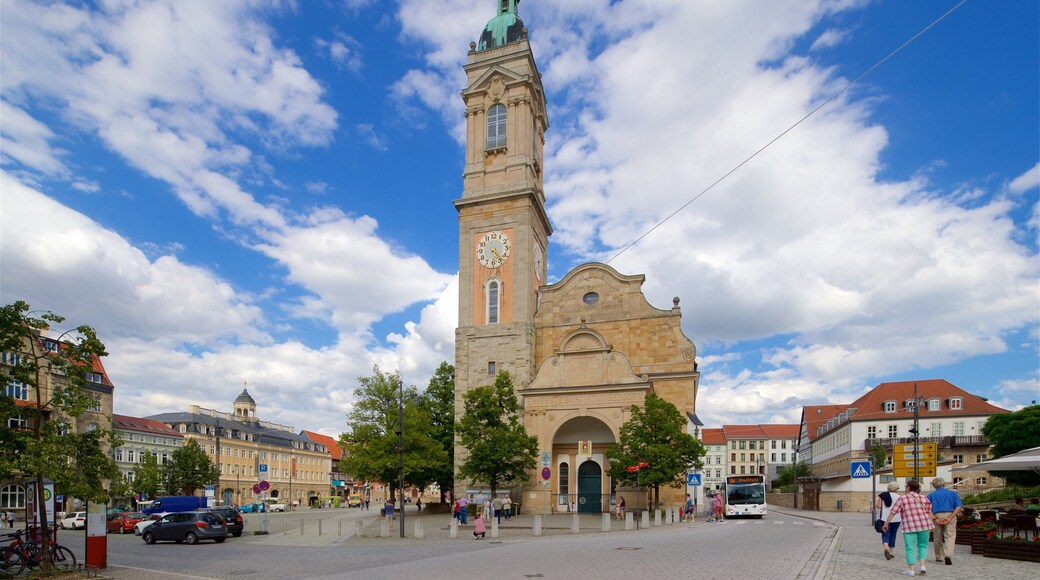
[234,388,256,405]
[478,0,526,51]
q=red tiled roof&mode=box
[701,427,726,445]
[800,404,848,442]
[112,414,182,436]
[846,379,1007,421]
[302,430,343,461]
[759,424,801,439]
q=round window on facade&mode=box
[582,292,599,307]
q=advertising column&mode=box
[85,501,107,569]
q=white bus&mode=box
[724,475,767,518]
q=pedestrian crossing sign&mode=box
[850,461,871,478]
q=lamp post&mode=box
[397,377,405,538]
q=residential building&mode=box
[762,424,801,482]
[700,428,727,493]
[111,414,183,505]
[721,424,800,490]
[1,330,115,518]
[799,379,1008,511]
[148,389,331,508]
[301,430,352,502]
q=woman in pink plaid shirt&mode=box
[883,480,934,577]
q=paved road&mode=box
[49,506,1037,579]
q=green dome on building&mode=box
[478,0,526,51]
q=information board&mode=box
[893,442,936,478]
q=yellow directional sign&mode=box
[893,443,937,477]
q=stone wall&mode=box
[766,493,796,508]
[816,491,874,512]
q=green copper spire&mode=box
[477,0,526,51]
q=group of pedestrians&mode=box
[0,510,15,528]
[706,491,725,523]
[450,493,513,539]
[879,477,963,577]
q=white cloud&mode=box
[810,28,850,51]
[1009,161,1039,194]
[0,100,67,176]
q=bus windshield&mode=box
[727,483,765,505]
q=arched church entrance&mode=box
[552,415,616,514]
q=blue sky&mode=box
[1,0,1037,436]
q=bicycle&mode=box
[0,527,77,576]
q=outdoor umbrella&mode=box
[953,446,1040,474]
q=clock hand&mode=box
[491,247,502,260]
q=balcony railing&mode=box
[863,435,990,449]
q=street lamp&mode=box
[907,382,926,481]
[396,377,405,538]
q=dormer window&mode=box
[926,398,940,411]
[883,401,897,413]
[948,397,963,410]
[42,340,59,353]
[904,399,917,411]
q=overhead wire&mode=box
[605,0,970,265]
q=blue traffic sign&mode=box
[850,461,872,478]
[259,464,268,473]
[687,473,702,486]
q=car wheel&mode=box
[134,528,141,536]
[184,532,198,545]
[214,538,225,543]
[143,532,155,545]
[119,526,125,534]
[232,532,242,538]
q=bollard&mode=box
[338,519,342,536]
[666,508,672,525]
[602,513,611,532]
[354,520,364,538]
[571,512,580,534]
[380,520,389,537]
[624,512,634,531]
[449,518,458,539]
[491,518,499,538]
[641,510,650,530]
[300,520,305,535]
[415,519,424,539]
[283,519,287,535]
[319,519,323,536]
[654,509,661,526]
[533,514,542,537]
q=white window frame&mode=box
[5,380,28,401]
[927,399,940,411]
[884,401,897,413]
[485,278,502,324]
[486,103,507,149]
[949,397,963,410]
[1,484,26,509]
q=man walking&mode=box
[928,477,962,566]
[458,495,469,525]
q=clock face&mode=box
[476,231,511,268]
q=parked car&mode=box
[203,507,244,537]
[347,495,363,508]
[239,503,265,513]
[134,512,171,535]
[141,511,227,545]
[60,512,86,530]
[107,512,147,534]
[140,496,208,515]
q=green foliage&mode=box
[961,484,1040,505]
[422,362,456,500]
[981,406,1040,485]
[133,451,163,500]
[456,372,539,495]
[0,300,120,572]
[338,366,449,500]
[605,393,705,509]
[166,438,218,495]
[774,462,813,490]
[869,444,887,472]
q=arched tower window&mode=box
[487,103,506,149]
[486,279,501,324]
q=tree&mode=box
[166,438,217,495]
[0,300,120,572]
[456,372,539,496]
[422,362,456,502]
[981,406,1040,485]
[773,462,813,492]
[133,451,163,500]
[339,366,448,501]
[869,443,887,474]
[606,393,705,510]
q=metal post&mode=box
[398,377,405,538]
[913,382,920,482]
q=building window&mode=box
[781,441,787,449]
[89,396,102,412]
[8,415,26,429]
[5,380,28,400]
[730,441,736,449]
[867,425,878,439]
[739,453,745,462]
[730,453,735,462]
[179,424,186,433]
[949,398,962,410]
[85,371,103,383]
[879,474,894,483]
[884,401,897,413]
[739,441,746,450]
[976,454,987,463]
[771,453,776,462]
[740,465,746,474]
[1,484,26,509]
[487,361,496,375]
[730,466,735,474]
[486,103,506,149]
[930,422,942,437]
[486,280,500,324]
[888,425,898,438]
[976,477,987,486]
[1,352,22,366]
[905,399,917,411]
[558,462,569,504]
[781,453,786,462]
[953,422,965,436]
[127,450,135,463]
[952,454,964,464]
[771,441,777,449]
[115,448,124,461]
[927,399,940,411]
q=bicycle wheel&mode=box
[48,545,77,571]
[1,548,27,577]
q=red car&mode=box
[107,512,148,534]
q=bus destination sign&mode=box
[726,475,763,485]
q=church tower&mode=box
[454,0,550,475]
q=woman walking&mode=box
[877,481,902,560]
[882,480,933,577]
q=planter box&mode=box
[981,538,1040,563]
[955,528,993,554]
